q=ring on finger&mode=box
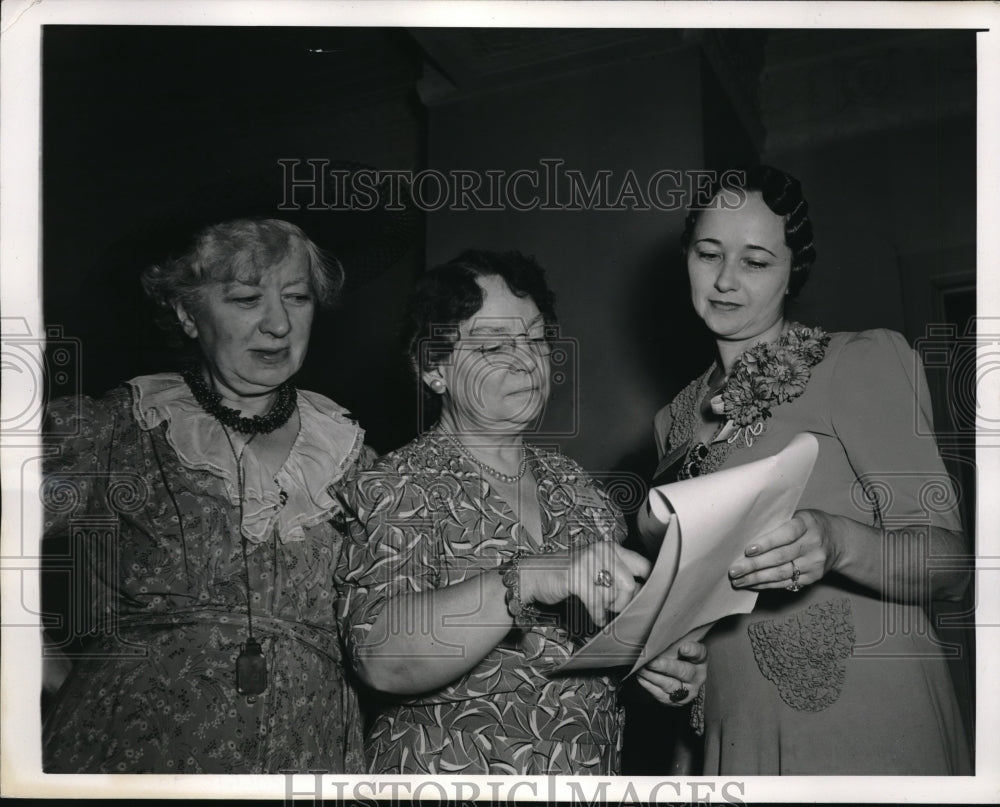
[786,559,803,592]
[669,686,689,703]
[594,568,614,588]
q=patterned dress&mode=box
[42,374,371,774]
[336,430,627,775]
[652,330,972,775]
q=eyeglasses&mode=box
[457,335,553,362]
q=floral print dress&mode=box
[41,374,371,774]
[336,431,627,775]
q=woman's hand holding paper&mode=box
[636,640,708,707]
[727,509,842,592]
[522,540,651,628]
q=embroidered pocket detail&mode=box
[747,598,855,712]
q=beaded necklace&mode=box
[183,366,296,435]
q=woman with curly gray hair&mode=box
[42,218,373,773]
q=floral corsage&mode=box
[710,324,829,447]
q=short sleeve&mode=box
[598,486,628,547]
[41,392,126,538]
[334,467,443,670]
[328,443,379,534]
[329,443,378,497]
[830,329,961,531]
[550,453,629,547]
[353,444,379,474]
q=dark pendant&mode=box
[235,638,268,696]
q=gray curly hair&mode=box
[141,218,343,341]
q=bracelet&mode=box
[498,551,539,628]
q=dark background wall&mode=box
[42,26,428,454]
[43,26,976,466]
[424,40,706,478]
[40,25,977,767]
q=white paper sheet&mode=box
[555,432,819,674]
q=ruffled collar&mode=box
[128,373,364,545]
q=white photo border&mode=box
[2,0,998,801]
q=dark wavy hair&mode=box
[681,165,816,298]
[141,218,343,343]
[404,249,558,420]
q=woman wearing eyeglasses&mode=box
[335,250,707,775]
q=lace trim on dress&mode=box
[666,367,742,478]
[690,685,706,736]
[747,598,856,712]
[666,324,830,481]
[128,373,365,544]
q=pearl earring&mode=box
[430,379,446,393]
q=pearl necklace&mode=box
[439,426,528,483]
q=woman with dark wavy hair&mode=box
[643,165,971,774]
[42,218,372,773]
[336,249,707,775]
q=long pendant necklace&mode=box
[438,426,528,483]
[220,426,268,700]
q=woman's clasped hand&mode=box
[519,539,651,627]
[636,641,709,707]
[727,509,840,591]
